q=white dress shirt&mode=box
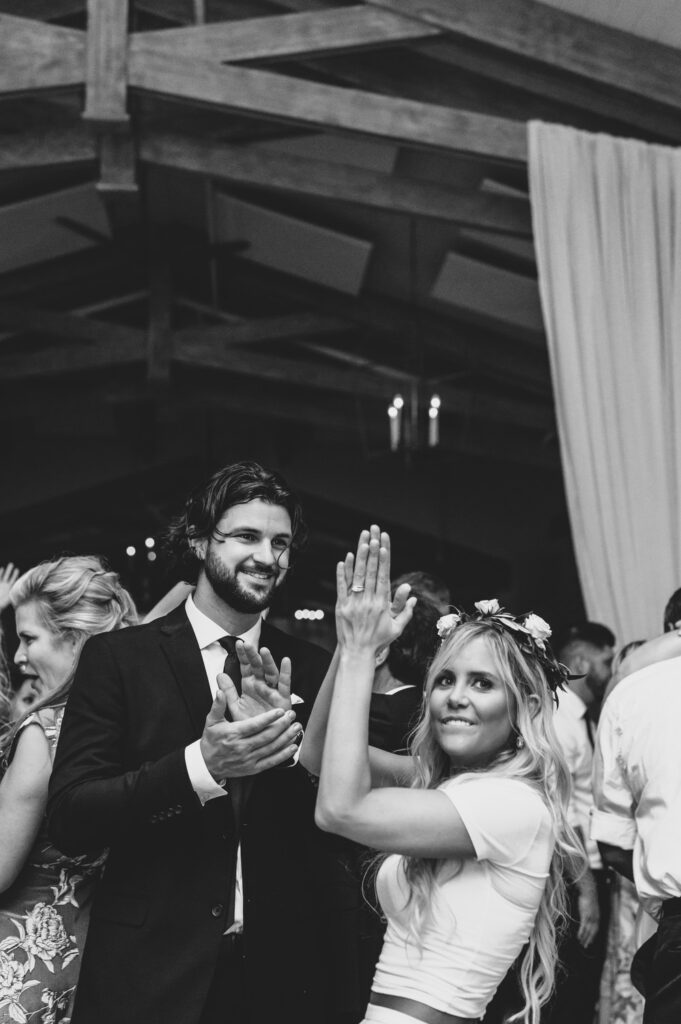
[552,687,602,870]
[591,655,681,919]
[183,593,262,931]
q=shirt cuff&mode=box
[590,809,637,850]
[185,740,228,805]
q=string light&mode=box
[145,537,155,549]
[294,609,325,621]
[147,551,157,562]
[126,546,136,557]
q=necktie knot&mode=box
[218,635,239,656]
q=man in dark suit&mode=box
[47,461,333,1024]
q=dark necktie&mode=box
[217,636,247,837]
[218,635,242,698]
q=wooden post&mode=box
[83,0,137,195]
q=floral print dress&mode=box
[0,708,105,1024]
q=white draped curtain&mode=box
[528,121,681,643]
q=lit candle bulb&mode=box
[388,405,399,451]
[428,405,439,447]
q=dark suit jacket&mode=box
[47,606,332,1024]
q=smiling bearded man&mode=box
[47,461,333,1024]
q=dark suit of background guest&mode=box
[47,605,331,1024]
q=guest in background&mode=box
[597,638,646,1024]
[8,677,37,723]
[0,564,19,615]
[592,646,681,1024]
[0,556,137,1024]
[392,570,451,615]
[369,590,440,753]
[543,621,615,1024]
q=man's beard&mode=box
[203,547,284,613]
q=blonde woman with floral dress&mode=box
[0,557,136,1024]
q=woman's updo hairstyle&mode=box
[10,556,137,645]
[5,556,137,736]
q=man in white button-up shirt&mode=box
[48,461,333,1024]
[593,653,681,1023]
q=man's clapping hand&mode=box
[223,641,292,721]
[199,643,301,780]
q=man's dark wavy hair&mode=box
[164,461,307,584]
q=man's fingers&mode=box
[246,716,301,755]
[230,707,289,738]
[259,647,279,686]
[216,672,241,718]
[205,681,230,726]
[237,640,263,678]
[278,656,292,699]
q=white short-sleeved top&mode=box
[372,776,554,1019]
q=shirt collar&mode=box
[558,686,588,719]
[185,593,262,650]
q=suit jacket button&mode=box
[211,904,224,918]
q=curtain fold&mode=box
[528,122,681,642]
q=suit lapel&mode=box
[158,605,213,737]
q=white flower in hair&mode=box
[523,613,552,649]
[474,598,501,615]
[436,612,461,638]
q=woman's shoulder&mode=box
[4,706,64,765]
[440,774,551,821]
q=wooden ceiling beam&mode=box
[0,124,95,170]
[174,337,552,431]
[133,6,438,64]
[224,259,550,391]
[173,312,350,347]
[141,130,532,235]
[275,0,681,141]
[0,302,146,349]
[129,52,527,161]
[0,15,85,93]
[368,0,681,115]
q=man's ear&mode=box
[192,538,207,561]
[375,647,389,668]
[571,653,589,676]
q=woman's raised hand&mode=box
[335,526,416,654]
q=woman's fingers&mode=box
[344,551,354,591]
[391,581,411,616]
[376,532,391,598]
[351,529,370,592]
[364,536,380,593]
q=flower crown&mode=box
[436,598,571,698]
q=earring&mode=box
[516,735,525,750]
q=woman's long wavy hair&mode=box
[7,556,138,740]
[389,619,583,1024]
[0,631,11,742]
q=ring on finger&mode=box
[351,584,365,592]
